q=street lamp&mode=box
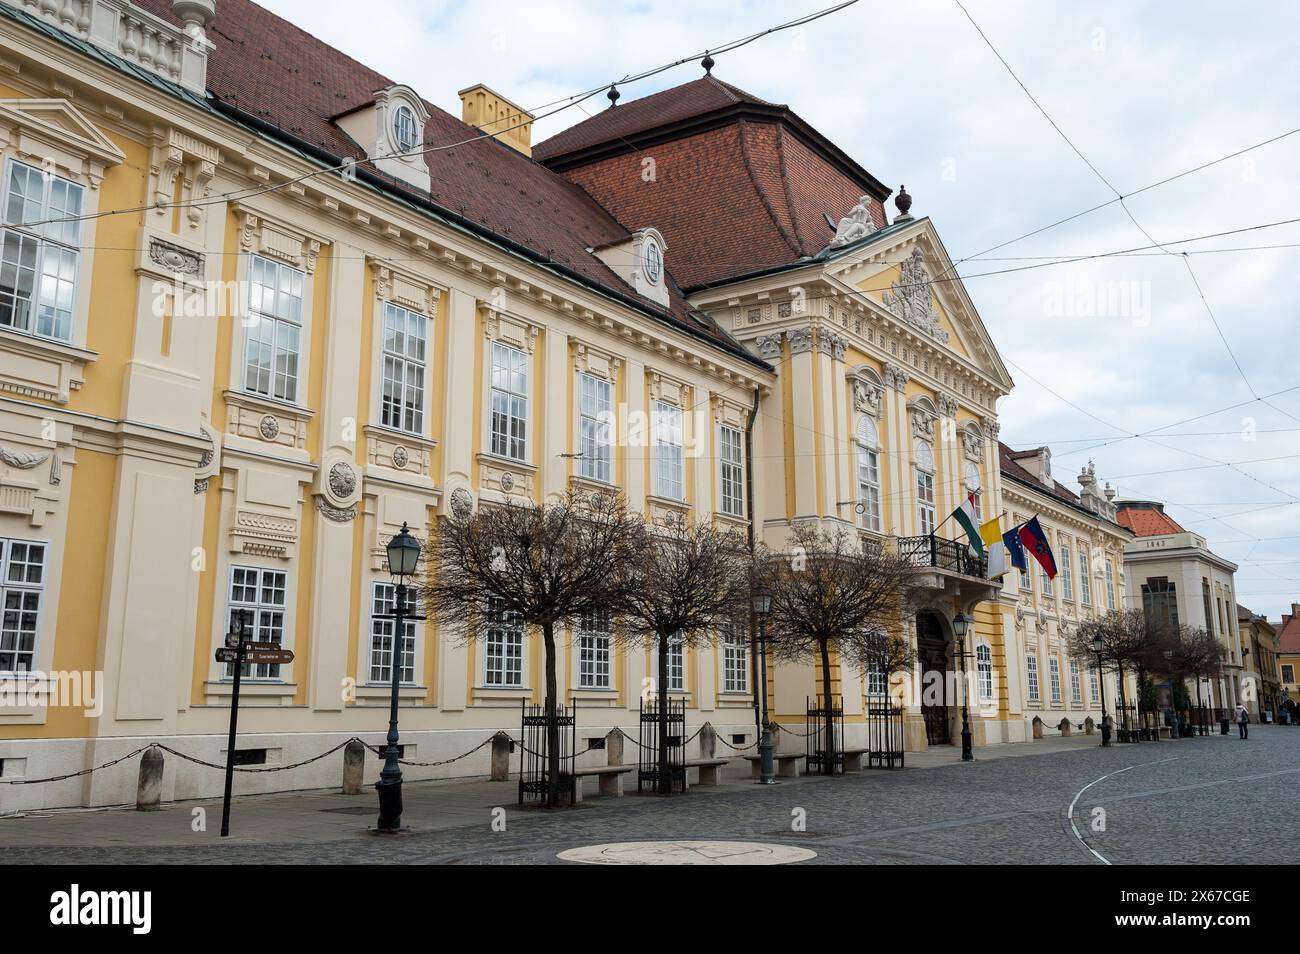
[952,611,974,762]
[752,587,776,785]
[1093,632,1111,747]
[375,522,422,831]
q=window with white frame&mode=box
[1105,562,1116,610]
[976,643,993,701]
[578,372,612,483]
[1060,543,1073,600]
[1049,657,1061,703]
[719,424,745,517]
[964,460,982,523]
[577,609,612,690]
[1026,654,1039,701]
[0,538,45,673]
[392,104,419,153]
[369,582,416,684]
[722,623,747,693]
[1070,659,1082,704]
[1079,548,1091,605]
[482,598,524,686]
[855,417,882,532]
[489,341,528,462]
[652,400,684,500]
[915,440,936,535]
[1,160,83,342]
[226,566,288,679]
[243,255,304,402]
[655,633,685,692]
[1040,532,1054,595]
[380,302,427,434]
[866,661,887,698]
[1019,565,1032,592]
[1089,666,1100,704]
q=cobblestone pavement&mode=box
[3,727,1294,864]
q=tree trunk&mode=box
[1117,662,1128,734]
[820,641,835,776]
[657,631,671,795]
[543,621,561,807]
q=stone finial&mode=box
[894,185,913,221]
[702,52,715,74]
[607,85,621,107]
[173,0,217,33]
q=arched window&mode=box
[976,644,993,701]
[855,417,881,532]
[915,440,935,535]
[964,460,982,522]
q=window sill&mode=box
[354,684,427,701]
[0,327,97,403]
[476,451,537,473]
[204,680,298,699]
[572,687,619,699]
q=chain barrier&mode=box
[0,745,153,786]
[155,739,356,774]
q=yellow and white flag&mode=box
[980,517,1009,578]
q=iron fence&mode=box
[866,697,905,769]
[897,533,988,578]
[806,695,844,775]
[638,698,686,794]
[518,698,576,807]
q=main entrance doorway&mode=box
[916,612,951,746]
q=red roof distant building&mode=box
[1114,500,1186,537]
[1277,604,1300,655]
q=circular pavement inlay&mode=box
[557,840,817,865]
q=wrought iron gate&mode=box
[806,695,844,775]
[518,698,576,806]
[866,697,905,769]
[638,698,686,794]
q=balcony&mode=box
[897,533,1001,608]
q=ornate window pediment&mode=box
[233,203,329,275]
[0,99,126,189]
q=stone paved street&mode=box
[2,727,1294,864]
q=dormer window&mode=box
[643,235,663,285]
[392,105,419,154]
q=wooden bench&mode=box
[676,758,729,787]
[562,765,634,803]
[743,753,803,778]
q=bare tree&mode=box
[847,626,918,700]
[421,489,640,805]
[1165,625,1226,730]
[755,523,916,774]
[614,515,750,795]
[1070,609,1168,734]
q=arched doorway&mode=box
[916,612,951,746]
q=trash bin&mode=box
[1219,717,1230,735]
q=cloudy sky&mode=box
[260,0,1300,618]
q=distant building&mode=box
[1276,604,1300,710]
[1236,605,1280,720]
[1116,501,1242,716]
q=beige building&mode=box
[998,448,1133,736]
[0,0,1030,808]
[1236,605,1279,720]
[1116,501,1242,716]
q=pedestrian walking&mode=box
[1234,703,1249,740]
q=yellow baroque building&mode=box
[0,0,1042,807]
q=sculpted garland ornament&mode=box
[0,446,50,469]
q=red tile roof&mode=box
[998,442,1083,507]
[1114,502,1186,537]
[1278,604,1300,654]
[534,75,892,290]
[122,0,754,362]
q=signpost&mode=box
[216,613,294,837]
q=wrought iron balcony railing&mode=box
[896,533,988,580]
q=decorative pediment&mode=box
[233,203,329,275]
[883,249,948,345]
[0,99,126,188]
[372,261,442,315]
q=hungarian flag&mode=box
[980,517,1008,578]
[950,492,984,558]
[1018,516,1057,580]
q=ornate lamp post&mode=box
[1093,632,1111,747]
[752,587,776,785]
[952,611,974,762]
[375,522,422,831]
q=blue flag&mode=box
[1002,526,1028,571]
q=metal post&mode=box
[1096,652,1111,747]
[957,635,973,761]
[757,613,775,785]
[375,581,406,830]
[219,615,247,838]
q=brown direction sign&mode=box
[215,647,295,665]
[225,638,282,651]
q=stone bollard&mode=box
[1032,716,1043,740]
[489,732,512,782]
[1084,717,1096,736]
[699,723,716,760]
[605,728,624,767]
[136,745,164,811]
[1058,718,1072,737]
[341,739,366,794]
